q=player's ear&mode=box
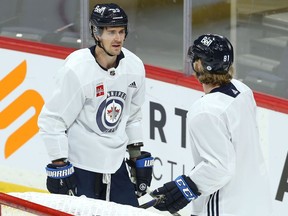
[95,35,101,41]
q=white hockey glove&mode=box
[45,161,77,196]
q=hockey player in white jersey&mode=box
[151,34,273,215]
[38,3,153,207]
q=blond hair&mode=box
[194,60,234,86]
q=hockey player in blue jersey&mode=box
[38,3,153,207]
[152,34,273,216]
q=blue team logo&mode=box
[96,91,126,132]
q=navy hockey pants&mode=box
[73,160,139,207]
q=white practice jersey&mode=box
[187,79,273,216]
[38,47,145,173]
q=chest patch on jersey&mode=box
[210,82,240,98]
[96,91,126,133]
[96,84,104,97]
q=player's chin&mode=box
[111,49,122,56]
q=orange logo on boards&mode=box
[0,60,44,158]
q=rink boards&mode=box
[0,38,288,216]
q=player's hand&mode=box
[45,161,77,195]
[152,175,200,214]
[127,151,154,197]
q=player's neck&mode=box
[202,83,220,94]
[95,46,117,69]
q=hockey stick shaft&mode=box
[139,197,181,216]
[139,187,164,209]
[138,188,181,216]
[139,197,161,209]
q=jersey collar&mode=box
[89,45,125,70]
[209,82,240,98]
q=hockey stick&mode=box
[138,194,165,209]
[138,188,181,216]
[139,196,181,216]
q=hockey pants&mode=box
[73,160,139,207]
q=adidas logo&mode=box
[128,81,137,88]
[232,89,239,95]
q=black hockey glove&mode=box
[127,151,154,196]
[152,175,200,214]
[45,161,76,195]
